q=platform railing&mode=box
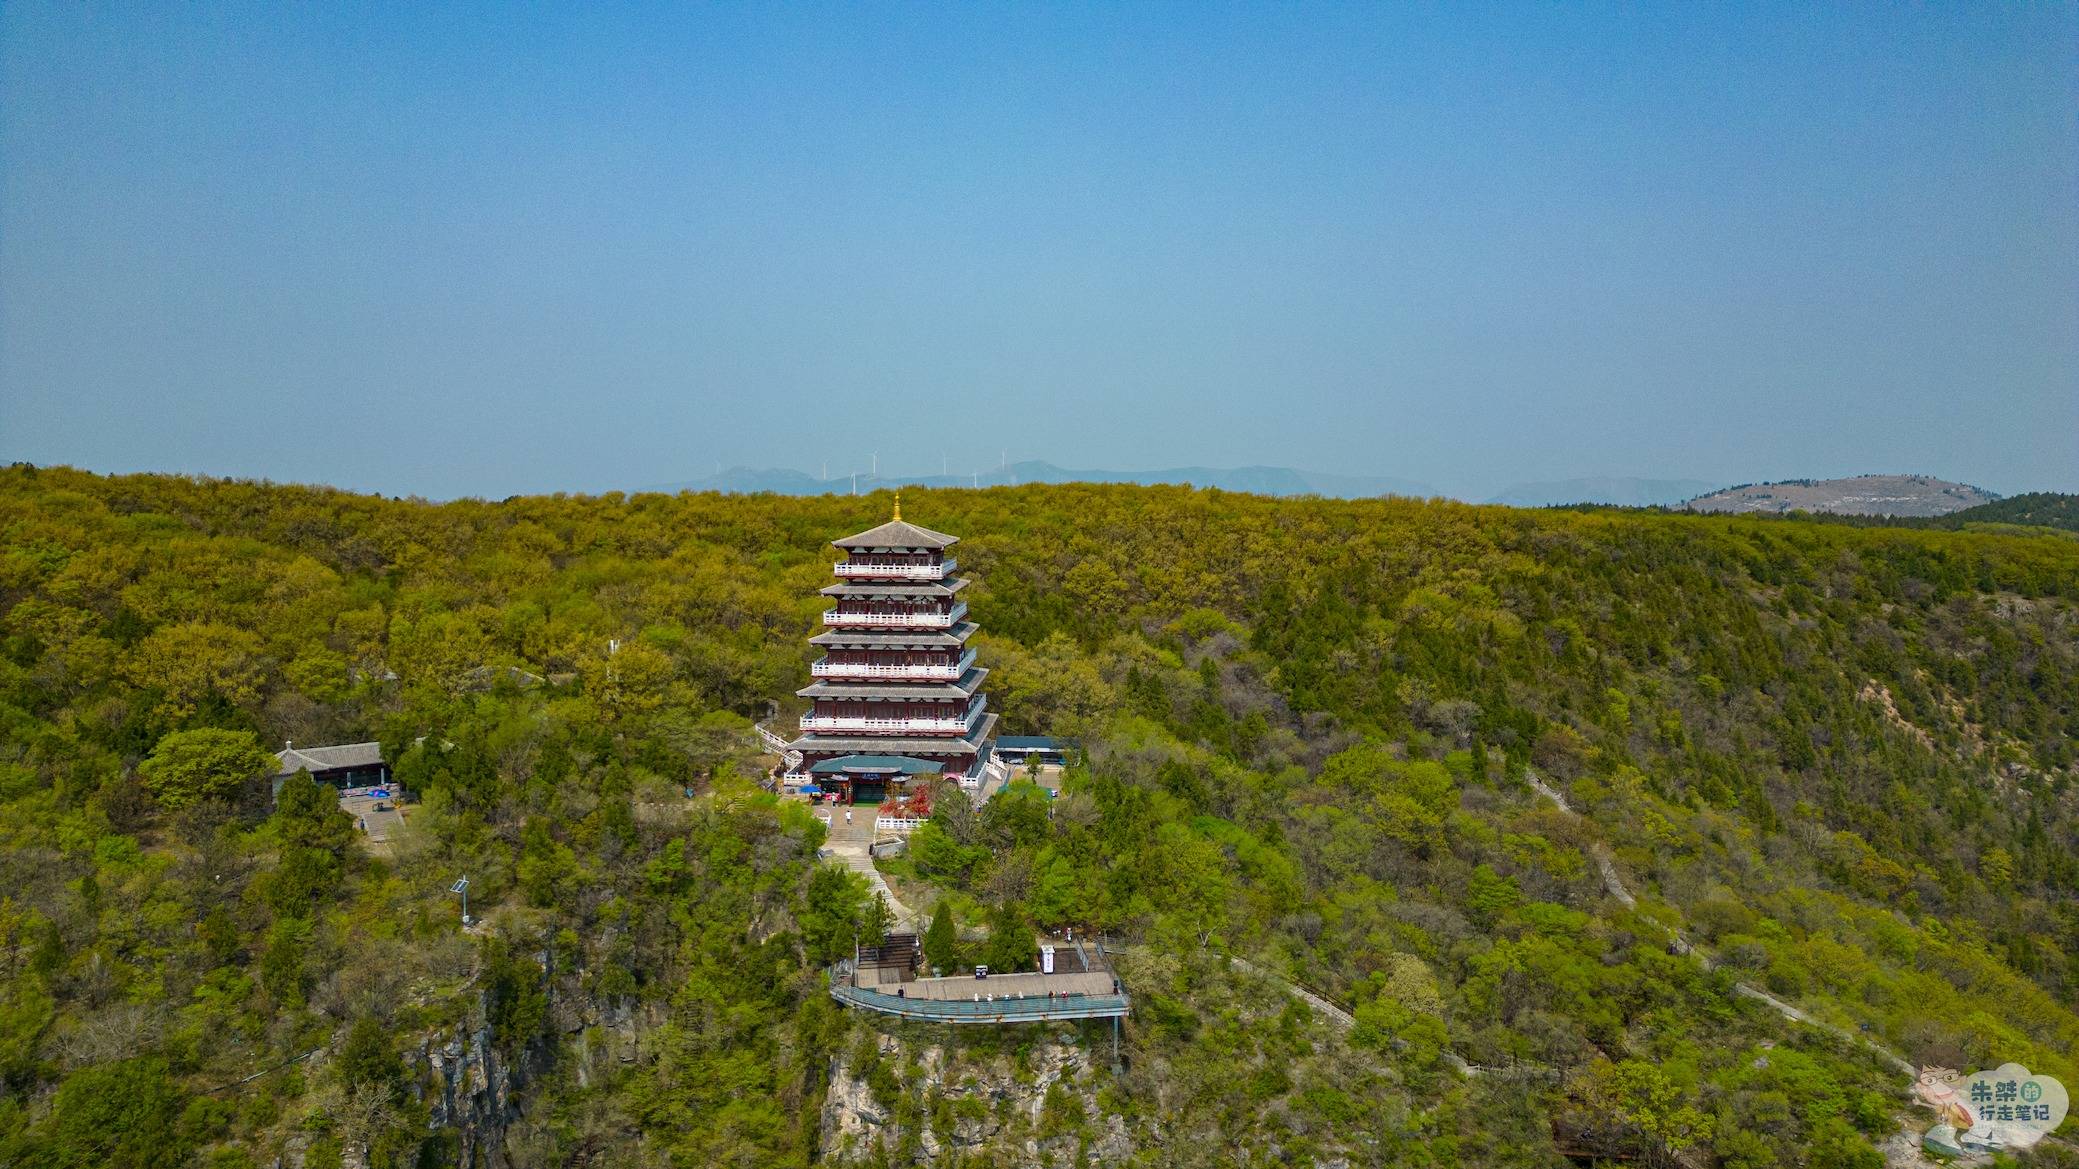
[826,965,1129,1023]
[798,712,970,734]
[801,696,982,735]
[821,603,967,629]
[811,649,975,680]
[834,558,956,580]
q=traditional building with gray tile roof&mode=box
[785,498,999,803]
[272,740,389,799]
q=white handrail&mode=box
[812,649,976,680]
[801,697,982,734]
[822,602,967,629]
[799,714,970,733]
[834,558,956,580]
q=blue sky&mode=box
[3,3,2074,499]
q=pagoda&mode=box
[784,498,998,805]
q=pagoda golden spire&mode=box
[892,492,901,521]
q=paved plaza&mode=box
[339,790,406,855]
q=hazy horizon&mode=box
[5,5,2075,500]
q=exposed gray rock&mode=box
[820,1026,1130,1167]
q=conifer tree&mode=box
[923,901,957,973]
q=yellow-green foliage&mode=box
[2,467,2078,1166]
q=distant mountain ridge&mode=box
[647,461,1432,499]
[1486,477,1724,509]
[1684,474,1998,518]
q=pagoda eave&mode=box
[831,518,959,551]
[788,714,999,758]
[818,578,969,599]
[809,622,976,649]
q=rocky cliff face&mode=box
[398,988,658,1168]
[820,1025,1133,1166]
[404,1001,526,1169]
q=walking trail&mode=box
[1523,770,1916,1078]
[820,807,918,931]
[1223,772,1919,1086]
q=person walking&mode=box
[845,808,853,826]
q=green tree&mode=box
[1465,864,1523,927]
[335,1015,403,1102]
[33,1057,192,1169]
[909,820,986,882]
[266,844,341,914]
[977,902,1035,974]
[517,818,578,909]
[981,781,1053,851]
[267,768,356,911]
[923,901,958,973]
[799,864,871,963]
[259,917,311,1008]
[274,768,353,854]
[137,728,274,812]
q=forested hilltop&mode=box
[2,463,2077,1168]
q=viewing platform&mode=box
[828,937,1129,1024]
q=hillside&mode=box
[1945,492,2079,533]
[1,465,2077,1166]
[1686,474,1998,517]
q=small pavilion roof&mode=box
[833,518,958,551]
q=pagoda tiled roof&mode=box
[788,713,998,757]
[818,578,968,599]
[809,621,976,649]
[796,667,988,701]
[808,755,944,775]
[832,518,959,551]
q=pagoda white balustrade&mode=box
[834,558,956,581]
[812,650,976,681]
[822,602,967,629]
[799,698,984,735]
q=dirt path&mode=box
[1524,770,1916,1078]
